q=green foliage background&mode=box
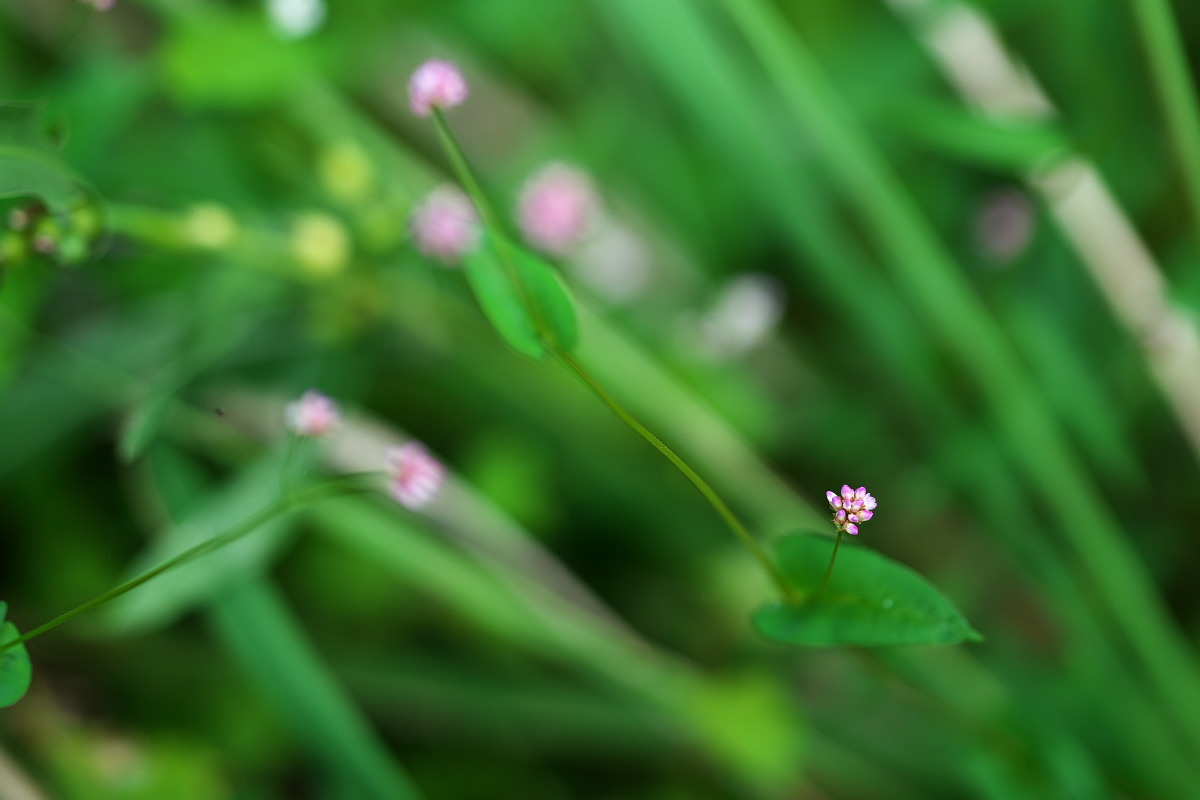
[2,0,1200,797]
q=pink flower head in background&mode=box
[826,484,876,535]
[285,390,341,437]
[410,185,481,265]
[408,60,469,117]
[517,162,598,256]
[80,0,115,9]
[387,442,445,509]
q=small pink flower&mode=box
[80,0,114,10]
[826,484,876,535]
[387,442,445,509]
[408,60,469,117]
[518,163,598,256]
[285,390,340,436]
[410,185,481,265]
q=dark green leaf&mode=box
[0,602,32,708]
[754,533,982,647]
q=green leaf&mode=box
[462,243,543,359]
[509,242,579,352]
[754,533,982,647]
[0,105,84,213]
[0,150,80,212]
[118,387,176,463]
[461,233,579,358]
[0,602,32,708]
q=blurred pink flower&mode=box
[387,442,445,509]
[285,390,340,437]
[518,163,598,256]
[974,188,1035,264]
[408,60,469,117]
[410,185,481,265]
[825,484,876,535]
[80,0,114,10]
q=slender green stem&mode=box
[817,531,844,595]
[430,110,502,231]
[428,107,795,601]
[1128,0,1200,252]
[0,476,374,653]
[553,349,797,601]
[280,432,302,496]
[430,109,549,337]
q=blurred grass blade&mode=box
[118,385,176,463]
[888,100,1069,172]
[1128,0,1200,252]
[208,579,423,800]
[309,496,547,646]
[0,602,32,708]
[754,534,981,646]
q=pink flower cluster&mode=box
[285,390,341,437]
[409,186,480,265]
[826,485,877,535]
[80,0,115,10]
[517,162,598,256]
[284,391,446,511]
[386,443,445,509]
[408,60,469,117]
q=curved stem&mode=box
[430,109,550,338]
[0,476,374,653]
[554,349,797,601]
[427,108,796,602]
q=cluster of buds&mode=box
[3,201,101,268]
[285,390,341,437]
[409,186,480,265]
[407,60,469,117]
[517,162,598,256]
[826,485,876,535]
[385,443,445,509]
[284,390,445,510]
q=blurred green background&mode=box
[3,0,1200,797]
